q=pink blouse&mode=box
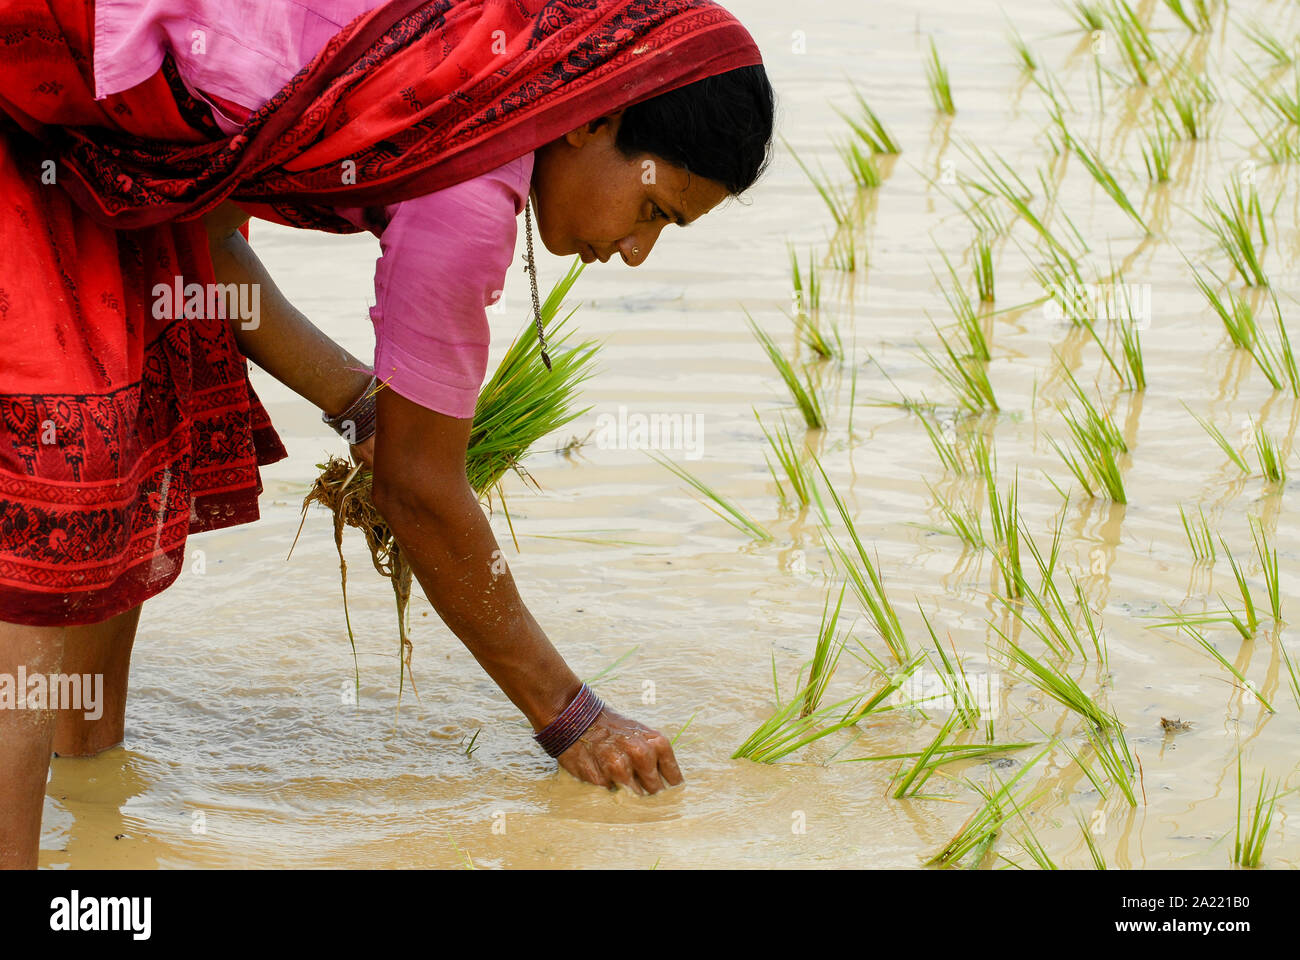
[92,0,533,419]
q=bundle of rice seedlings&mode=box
[300,259,597,695]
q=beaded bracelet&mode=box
[533,683,606,758]
[322,375,378,444]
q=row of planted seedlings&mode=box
[652,0,1298,866]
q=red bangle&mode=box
[533,683,605,758]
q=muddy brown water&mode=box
[42,0,1299,868]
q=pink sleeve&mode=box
[365,153,533,419]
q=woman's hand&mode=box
[556,707,684,796]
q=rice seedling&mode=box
[972,232,996,302]
[1199,179,1269,287]
[1034,70,1077,156]
[1140,114,1173,182]
[1077,811,1107,868]
[846,740,1034,770]
[891,709,963,798]
[651,452,774,543]
[1161,55,1218,138]
[1183,403,1250,472]
[792,306,843,362]
[1031,247,1091,327]
[1115,310,1146,390]
[837,79,902,155]
[1078,579,1108,653]
[934,251,991,362]
[1065,1,1105,32]
[1177,622,1273,711]
[1150,601,1254,641]
[1257,64,1300,128]
[1238,18,1295,67]
[928,481,985,548]
[1163,0,1211,32]
[1008,815,1058,870]
[302,259,596,697]
[996,513,1100,661]
[756,410,815,510]
[986,471,1025,600]
[1277,637,1300,710]
[835,135,883,190]
[959,142,1085,262]
[1243,112,1300,165]
[1103,0,1157,86]
[925,37,956,115]
[732,680,871,764]
[802,582,849,717]
[1221,537,1261,635]
[1048,373,1127,502]
[746,310,826,428]
[918,605,984,725]
[1085,710,1139,806]
[788,243,820,319]
[1249,517,1281,623]
[1072,139,1149,232]
[1192,266,1254,349]
[1179,503,1217,561]
[1252,421,1287,482]
[995,630,1116,730]
[734,652,922,763]
[1233,755,1282,867]
[917,321,999,414]
[1008,23,1037,72]
[919,412,968,474]
[926,744,1051,867]
[782,136,851,227]
[815,456,910,663]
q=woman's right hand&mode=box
[556,707,684,796]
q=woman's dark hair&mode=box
[614,64,776,196]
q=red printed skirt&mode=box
[0,3,287,626]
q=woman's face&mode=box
[530,111,730,266]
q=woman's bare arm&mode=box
[372,387,683,795]
[204,202,373,423]
[201,203,682,793]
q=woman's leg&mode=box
[0,621,66,870]
[52,605,142,757]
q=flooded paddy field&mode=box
[43,0,1300,868]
